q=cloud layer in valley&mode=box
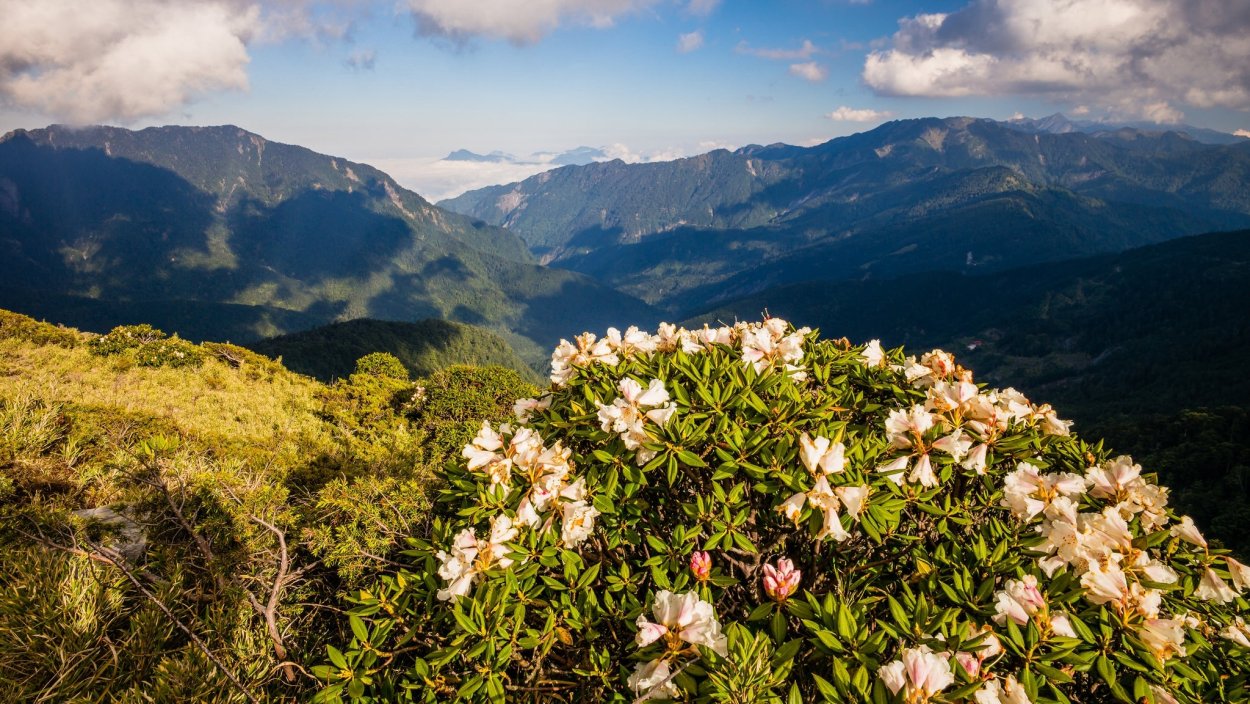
[862,0,1250,121]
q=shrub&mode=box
[406,365,540,469]
[355,352,410,381]
[88,323,166,356]
[319,321,1250,704]
[135,336,205,369]
[0,309,80,348]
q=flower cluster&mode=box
[438,421,600,600]
[873,365,1072,492]
[549,318,811,387]
[777,432,870,542]
[596,377,677,465]
[878,646,954,703]
[630,590,728,701]
[434,514,517,601]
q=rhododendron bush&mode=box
[316,321,1250,703]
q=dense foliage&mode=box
[0,310,535,702]
[320,321,1249,703]
[250,319,540,383]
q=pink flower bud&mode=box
[689,551,711,582]
[762,557,801,602]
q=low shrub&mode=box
[0,309,80,348]
[135,336,205,369]
[318,321,1250,704]
[355,352,410,381]
[88,323,166,356]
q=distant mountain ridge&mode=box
[1001,112,1245,145]
[0,124,659,363]
[440,117,1250,313]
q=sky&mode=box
[2,0,1250,200]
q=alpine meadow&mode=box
[2,1,1250,703]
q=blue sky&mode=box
[2,0,1249,199]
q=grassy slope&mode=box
[0,309,538,701]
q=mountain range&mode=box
[440,117,1250,315]
[0,125,657,364]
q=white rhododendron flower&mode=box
[434,529,479,602]
[834,484,870,521]
[878,645,955,701]
[550,331,619,385]
[862,339,886,368]
[974,675,1033,704]
[740,319,808,374]
[627,658,678,702]
[513,394,552,423]
[1002,461,1086,521]
[993,576,1046,627]
[596,377,677,464]
[1222,617,1250,648]
[634,590,728,656]
[1170,516,1208,550]
[559,500,600,547]
[1228,557,1250,593]
[807,475,851,542]
[799,432,846,475]
[434,514,517,601]
[1196,568,1238,604]
[1138,618,1187,661]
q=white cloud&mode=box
[686,0,720,16]
[373,157,562,202]
[789,61,827,82]
[1235,129,1250,139]
[0,0,258,124]
[826,105,892,122]
[862,0,1250,121]
[403,0,660,44]
[736,39,819,61]
[1070,104,1091,116]
[677,31,704,53]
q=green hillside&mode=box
[0,308,537,701]
[249,318,540,382]
[0,125,660,363]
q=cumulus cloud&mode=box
[789,61,827,82]
[862,0,1250,121]
[826,105,892,122]
[736,39,820,61]
[403,0,660,44]
[677,31,704,53]
[0,0,258,124]
[1236,129,1250,139]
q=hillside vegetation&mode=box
[249,318,541,382]
[0,125,659,364]
[0,309,536,702]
